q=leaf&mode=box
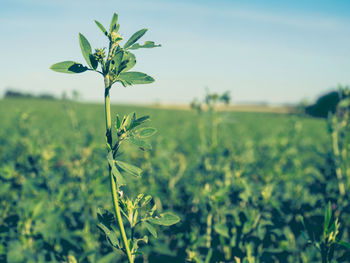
[129,41,161,50]
[111,50,124,75]
[143,221,157,238]
[118,72,154,85]
[107,152,125,185]
[97,208,120,248]
[116,78,132,87]
[136,116,150,123]
[120,52,136,73]
[115,160,142,177]
[50,61,89,74]
[214,223,229,238]
[129,115,150,130]
[97,208,114,226]
[141,195,152,207]
[122,113,132,130]
[147,212,180,226]
[124,29,148,49]
[116,115,121,130]
[97,223,120,248]
[134,194,145,206]
[90,54,98,70]
[97,222,120,248]
[338,241,350,250]
[324,201,331,234]
[79,33,96,69]
[137,127,157,138]
[95,20,107,36]
[109,13,118,33]
[128,136,152,150]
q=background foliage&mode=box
[0,97,349,262]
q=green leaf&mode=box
[111,51,124,74]
[116,78,131,87]
[147,212,180,226]
[97,222,120,248]
[97,208,120,248]
[122,113,132,130]
[137,127,157,138]
[134,194,145,206]
[214,223,229,238]
[118,72,154,85]
[143,221,157,238]
[95,20,107,36]
[338,241,350,250]
[115,160,142,177]
[90,54,98,70]
[129,41,161,50]
[128,136,152,150]
[79,33,96,69]
[124,29,148,49]
[141,195,152,207]
[109,13,118,33]
[129,115,150,130]
[107,152,125,185]
[136,116,150,123]
[116,115,121,130]
[324,201,331,234]
[120,52,136,73]
[50,61,89,74]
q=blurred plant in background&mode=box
[328,87,350,197]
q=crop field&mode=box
[1,98,349,262]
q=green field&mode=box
[0,98,349,262]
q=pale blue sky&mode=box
[1,0,350,104]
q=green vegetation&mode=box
[1,11,350,263]
[1,96,349,262]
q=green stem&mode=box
[104,84,134,263]
[332,130,345,196]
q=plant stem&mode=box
[331,130,345,196]
[104,84,134,263]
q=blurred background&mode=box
[1,0,350,105]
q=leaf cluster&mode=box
[50,13,161,88]
[97,194,179,256]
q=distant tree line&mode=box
[304,86,349,118]
[4,89,56,100]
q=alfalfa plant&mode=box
[187,91,233,262]
[328,87,350,197]
[300,202,350,263]
[190,91,230,150]
[50,13,179,262]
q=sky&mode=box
[1,0,350,105]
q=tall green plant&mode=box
[50,13,179,262]
[190,90,230,150]
[328,87,350,197]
